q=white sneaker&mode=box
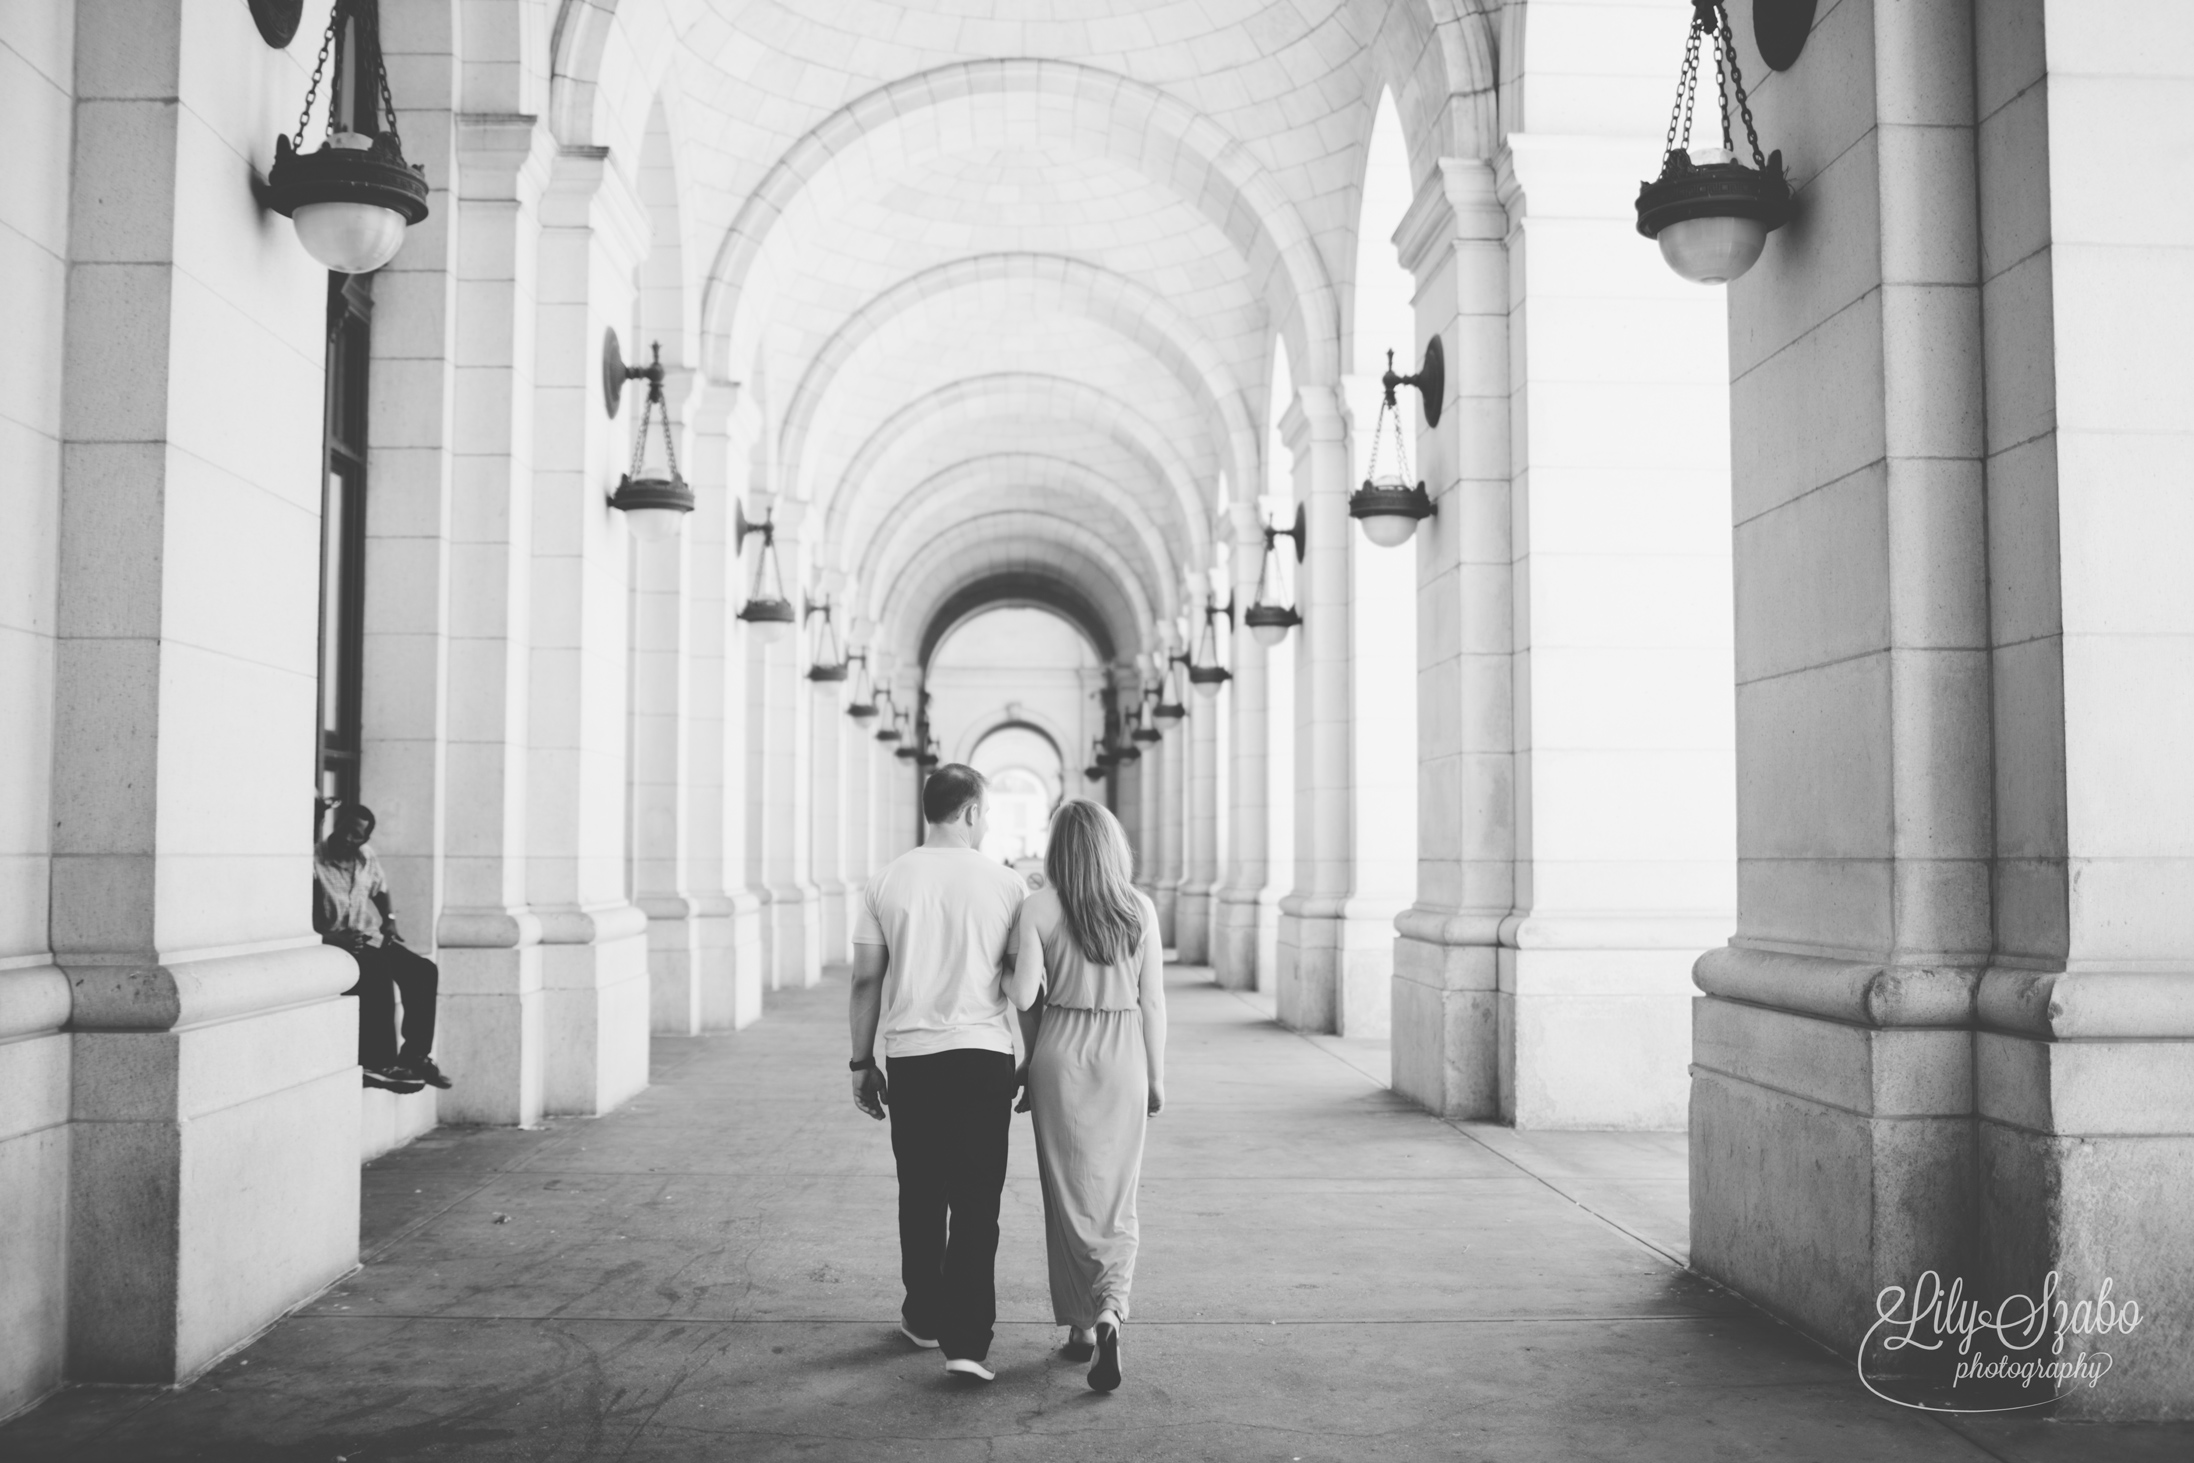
[898,1323,940,1350]
[943,1357,995,1382]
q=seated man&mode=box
[314,802,452,1092]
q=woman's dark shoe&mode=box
[1088,1321,1121,1392]
[1061,1327,1095,1362]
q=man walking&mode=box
[849,764,1027,1381]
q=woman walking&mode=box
[1008,798,1168,1393]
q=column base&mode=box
[1689,947,1977,1357]
[699,892,765,1031]
[536,904,651,1117]
[1275,900,1394,1036]
[436,908,546,1127]
[1154,882,1180,949]
[1211,891,1263,990]
[64,946,361,1384]
[768,883,822,990]
[0,965,68,1419]
[1976,969,2194,1420]
[817,879,849,967]
[642,897,704,1037]
[1392,931,1498,1119]
[1175,886,1212,964]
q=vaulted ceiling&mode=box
[571,0,1485,668]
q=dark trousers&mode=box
[886,1048,1017,1362]
[345,941,439,1069]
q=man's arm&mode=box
[371,888,400,943]
[848,941,889,1120]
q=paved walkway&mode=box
[8,968,2185,1460]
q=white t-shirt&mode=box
[854,846,1027,1059]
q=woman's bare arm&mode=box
[1137,900,1168,1113]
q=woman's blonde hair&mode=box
[1044,798,1143,966]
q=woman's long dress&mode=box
[1009,887,1166,1328]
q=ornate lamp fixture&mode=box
[1244,503,1305,647]
[734,506,795,643]
[915,734,941,771]
[1349,341,1444,548]
[873,692,902,744]
[601,335,694,541]
[1635,1,1793,285]
[894,732,921,764]
[1131,689,1164,745]
[843,651,877,721]
[1187,592,1233,698]
[1085,736,1109,782]
[804,596,848,682]
[1149,648,1188,727]
[266,0,429,274]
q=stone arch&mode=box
[843,454,1175,623]
[782,254,1259,507]
[914,572,1125,669]
[697,60,1343,388]
[876,513,1157,655]
[829,373,1210,570]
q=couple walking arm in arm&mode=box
[847,767,1165,1392]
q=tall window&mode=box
[317,273,373,804]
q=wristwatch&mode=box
[849,1056,875,1072]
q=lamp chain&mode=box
[1716,4,1769,171]
[1663,22,1704,161]
[291,4,341,148]
[286,0,405,154]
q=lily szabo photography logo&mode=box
[1860,1271,2143,1413]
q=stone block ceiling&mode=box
[559,0,1475,664]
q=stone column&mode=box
[1155,686,1186,948]
[1972,0,2194,1408]
[809,595,849,967]
[524,146,651,1114]
[434,115,553,1126]
[1695,0,1989,1370]
[1132,669,1161,901]
[629,366,703,1036]
[1213,507,1271,989]
[682,380,763,1030]
[1390,159,1511,1117]
[1177,673,1219,964]
[1276,385,1381,1033]
[48,0,360,1382]
[839,673,874,922]
[754,500,821,988]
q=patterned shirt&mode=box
[315,843,389,946]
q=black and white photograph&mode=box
[0,0,2189,1457]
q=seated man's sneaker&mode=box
[397,1058,453,1089]
[943,1357,995,1382]
[364,1067,425,1094]
[898,1323,940,1350]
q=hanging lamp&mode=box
[602,336,695,541]
[266,0,429,274]
[1348,342,1443,548]
[1635,1,1793,285]
[1187,592,1233,698]
[734,506,795,643]
[874,693,903,744]
[1243,504,1305,647]
[844,651,877,721]
[804,597,848,682]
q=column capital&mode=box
[455,111,555,201]
[1279,384,1345,454]
[540,144,650,274]
[1395,156,1506,276]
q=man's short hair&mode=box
[921,764,986,825]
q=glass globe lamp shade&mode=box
[292,199,409,274]
[620,505,685,542]
[1193,676,1223,700]
[1250,620,1290,648]
[1154,705,1185,728]
[1656,214,1769,285]
[1359,510,1421,549]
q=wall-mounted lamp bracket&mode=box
[1264,502,1307,563]
[1381,336,1444,429]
